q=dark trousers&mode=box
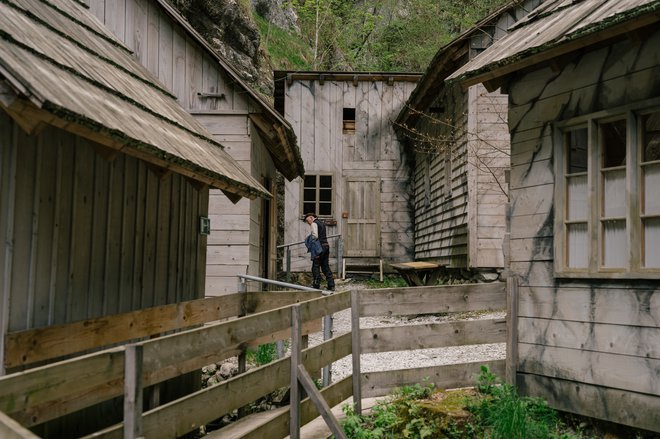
[312,246,335,289]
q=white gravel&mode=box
[307,281,506,383]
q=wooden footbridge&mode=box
[0,281,514,438]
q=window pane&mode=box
[602,169,626,218]
[319,188,332,202]
[304,175,316,187]
[601,120,626,168]
[644,218,660,268]
[303,202,315,214]
[567,223,588,268]
[642,111,660,162]
[644,164,660,215]
[567,175,588,221]
[318,203,332,216]
[602,220,627,268]
[319,175,332,188]
[303,188,316,202]
[566,128,588,173]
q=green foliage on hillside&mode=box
[254,0,509,72]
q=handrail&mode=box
[237,274,329,294]
[278,235,344,282]
[277,234,342,249]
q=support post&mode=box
[336,237,343,276]
[350,290,362,414]
[322,314,333,386]
[290,304,302,439]
[286,247,292,283]
[124,344,144,439]
[506,276,519,386]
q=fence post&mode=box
[350,289,362,414]
[321,313,333,386]
[290,304,302,439]
[336,237,343,276]
[506,276,519,386]
[286,247,292,284]
[124,344,144,439]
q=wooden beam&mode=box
[297,365,347,439]
[0,411,40,439]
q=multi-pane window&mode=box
[556,105,660,277]
[302,174,333,217]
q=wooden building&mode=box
[0,0,267,373]
[89,0,305,295]
[395,0,542,278]
[274,71,421,274]
[449,0,660,432]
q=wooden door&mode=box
[344,178,381,257]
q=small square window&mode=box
[343,108,355,134]
[302,174,334,218]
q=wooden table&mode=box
[389,262,444,287]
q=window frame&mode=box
[553,99,660,279]
[300,173,335,219]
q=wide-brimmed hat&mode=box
[303,212,317,220]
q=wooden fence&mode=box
[0,282,510,438]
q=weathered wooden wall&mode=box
[89,0,277,295]
[413,84,470,267]
[409,0,542,269]
[507,30,660,431]
[283,77,417,271]
[0,112,207,334]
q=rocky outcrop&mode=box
[170,0,295,98]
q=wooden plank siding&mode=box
[283,75,419,271]
[0,115,207,337]
[503,27,660,431]
[89,0,282,296]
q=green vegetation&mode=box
[254,14,313,71]
[339,367,593,438]
[255,0,509,72]
[247,342,280,366]
[365,275,409,289]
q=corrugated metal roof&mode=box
[0,0,270,199]
[448,0,660,87]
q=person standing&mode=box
[304,212,335,291]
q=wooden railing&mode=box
[0,282,509,439]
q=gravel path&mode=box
[307,281,506,383]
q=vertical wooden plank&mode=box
[88,149,110,318]
[132,0,149,65]
[26,138,42,328]
[290,304,302,439]
[70,139,95,321]
[467,85,479,268]
[10,127,37,330]
[300,81,316,167]
[47,135,63,324]
[314,80,331,168]
[167,175,180,303]
[146,0,160,76]
[141,169,158,307]
[381,80,395,160]
[351,289,362,414]
[103,156,122,315]
[201,56,219,111]
[0,117,17,374]
[154,175,171,305]
[54,132,74,325]
[124,344,144,439]
[186,40,203,110]
[158,12,174,91]
[506,276,519,386]
[355,81,369,162]
[367,80,382,161]
[196,186,209,297]
[172,27,187,101]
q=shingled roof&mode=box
[448,0,660,91]
[0,0,270,200]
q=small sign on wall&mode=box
[199,216,211,235]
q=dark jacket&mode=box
[314,218,329,248]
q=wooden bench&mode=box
[389,262,445,286]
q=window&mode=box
[555,104,660,277]
[302,174,333,217]
[343,108,355,134]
